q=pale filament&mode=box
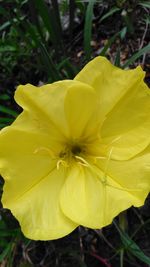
[78,146,142,192]
[93,136,122,163]
[75,156,90,167]
[34,146,54,157]
[57,159,68,170]
[99,146,142,192]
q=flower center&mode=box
[59,143,83,159]
[71,145,82,155]
[57,143,86,169]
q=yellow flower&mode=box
[0,56,150,240]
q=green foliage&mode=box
[0,93,17,129]
[114,220,150,265]
[139,1,150,8]
[84,0,97,60]
[100,7,120,22]
[122,43,150,68]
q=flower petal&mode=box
[15,82,71,138]
[0,126,58,197]
[64,81,100,139]
[15,81,99,141]
[2,167,77,240]
[101,82,150,160]
[60,164,147,229]
[97,145,150,191]
[60,165,104,228]
[75,56,145,119]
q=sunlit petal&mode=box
[75,56,145,119]
[2,167,77,240]
[60,164,148,229]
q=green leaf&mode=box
[0,94,10,100]
[122,43,150,68]
[0,118,14,123]
[122,233,150,264]
[139,1,150,8]
[75,0,86,14]
[114,47,121,67]
[114,221,150,265]
[100,27,127,56]
[0,243,12,262]
[0,21,11,32]
[33,0,63,51]
[100,7,120,22]
[120,26,127,40]
[58,58,78,79]
[100,32,119,56]
[84,0,97,60]
[122,10,134,34]
[0,105,18,117]
[143,15,150,24]
[38,42,62,81]
[0,45,17,52]
[23,22,61,81]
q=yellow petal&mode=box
[15,80,99,140]
[101,82,150,160]
[60,164,148,229]
[2,167,77,240]
[75,56,145,120]
[15,82,71,138]
[60,165,105,228]
[102,175,148,225]
[64,81,99,139]
[97,144,150,191]
[0,126,59,197]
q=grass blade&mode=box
[0,118,14,123]
[122,43,150,68]
[33,0,63,52]
[100,7,120,22]
[114,221,150,265]
[84,0,96,60]
[0,243,12,262]
[100,27,127,56]
[39,42,62,81]
[58,58,78,79]
[114,47,121,67]
[0,105,18,117]
[100,32,119,56]
[0,94,10,100]
[22,21,62,81]
[139,1,150,8]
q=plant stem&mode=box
[119,211,127,267]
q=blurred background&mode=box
[0,0,150,266]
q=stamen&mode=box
[95,156,107,159]
[102,147,113,183]
[94,156,107,163]
[77,162,89,167]
[57,159,68,170]
[75,156,90,167]
[34,147,54,157]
